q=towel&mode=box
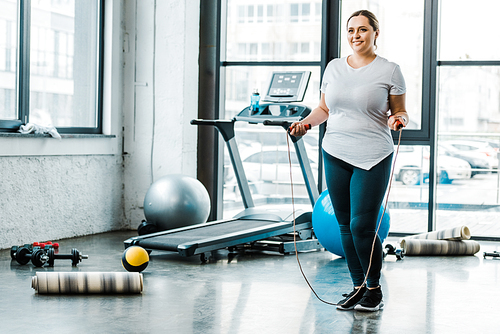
[18,123,61,139]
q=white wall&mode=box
[0,0,124,249]
[121,0,200,228]
[0,0,200,249]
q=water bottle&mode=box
[250,89,260,112]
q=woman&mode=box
[290,10,408,312]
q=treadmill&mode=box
[124,71,321,261]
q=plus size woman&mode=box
[290,9,409,312]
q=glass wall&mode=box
[221,0,430,233]
[387,145,430,234]
[439,0,500,61]
[435,0,500,238]
[217,0,500,238]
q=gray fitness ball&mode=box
[143,174,211,231]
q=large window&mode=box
[221,0,431,234]
[435,0,500,238]
[213,0,500,239]
[0,0,103,133]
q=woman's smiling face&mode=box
[347,15,379,54]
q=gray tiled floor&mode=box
[2,230,500,333]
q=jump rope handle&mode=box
[287,123,312,132]
[289,122,312,133]
[390,115,405,131]
[262,120,311,133]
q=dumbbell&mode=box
[46,248,88,266]
[14,247,88,267]
[33,241,59,250]
[383,244,404,260]
[484,251,500,258]
[15,246,49,266]
[11,244,31,260]
[137,220,158,236]
[11,242,60,260]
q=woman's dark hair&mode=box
[347,10,379,31]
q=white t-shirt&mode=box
[320,55,406,170]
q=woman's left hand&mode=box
[388,115,406,131]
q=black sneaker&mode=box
[354,286,384,312]
[336,286,367,311]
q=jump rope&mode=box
[286,119,403,307]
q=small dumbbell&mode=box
[14,247,49,267]
[11,244,33,260]
[11,242,60,260]
[383,244,404,260]
[10,246,19,260]
[484,251,500,258]
[46,248,88,266]
[137,220,158,235]
[33,241,60,250]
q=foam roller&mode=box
[400,239,480,256]
[403,226,471,241]
[32,272,143,294]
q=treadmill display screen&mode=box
[268,73,302,97]
[263,71,310,103]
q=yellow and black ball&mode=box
[122,246,149,272]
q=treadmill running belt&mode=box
[129,218,310,256]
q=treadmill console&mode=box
[235,104,310,124]
[234,70,312,124]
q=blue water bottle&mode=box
[250,89,260,112]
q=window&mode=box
[226,1,321,62]
[439,0,500,61]
[266,5,274,23]
[0,0,18,121]
[210,0,500,239]
[290,4,299,22]
[0,0,104,134]
[247,5,254,23]
[223,0,322,217]
[436,0,500,237]
[257,5,264,23]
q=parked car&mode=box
[394,146,471,185]
[224,144,319,199]
[243,146,318,195]
[439,140,497,175]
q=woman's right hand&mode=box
[289,122,309,136]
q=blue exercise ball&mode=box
[143,174,211,231]
[312,190,390,258]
